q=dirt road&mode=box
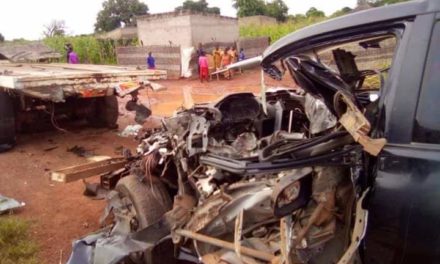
[0,70,294,263]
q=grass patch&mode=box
[0,217,39,264]
[240,16,327,43]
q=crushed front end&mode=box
[68,54,383,264]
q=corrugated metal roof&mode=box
[0,42,61,62]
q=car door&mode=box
[365,13,440,264]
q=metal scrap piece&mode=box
[304,93,337,134]
[175,229,276,262]
[337,189,369,264]
[280,215,293,264]
[234,210,244,260]
[187,115,210,157]
[0,194,25,214]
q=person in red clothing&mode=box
[198,51,209,82]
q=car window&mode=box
[413,20,440,144]
[317,35,396,90]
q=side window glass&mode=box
[413,21,440,144]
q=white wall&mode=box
[137,13,239,49]
[137,14,192,48]
[190,14,239,47]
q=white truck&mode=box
[0,62,166,151]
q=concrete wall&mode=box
[137,13,192,47]
[190,14,239,47]
[97,27,138,40]
[137,12,238,48]
[238,16,277,27]
[238,36,270,58]
[116,45,181,79]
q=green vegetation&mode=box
[175,0,220,14]
[95,0,148,33]
[240,15,327,42]
[233,0,289,22]
[265,0,289,22]
[240,0,410,43]
[0,217,39,264]
[44,35,118,64]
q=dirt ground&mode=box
[0,69,296,263]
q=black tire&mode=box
[115,175,172,230]
[87,95,119,128]
[0,91,16,152]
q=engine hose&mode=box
[260,131,349,161]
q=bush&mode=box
[240,16,327,43]
[0,217,39,264]
[44,35,118,64]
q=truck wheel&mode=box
[0,91,16,152]
[115,175,172,231]
[87,95,119,129]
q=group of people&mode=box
[64,43,246,82]
[197,43,246,82]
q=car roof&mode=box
[262,0,440,64]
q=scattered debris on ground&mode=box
[67,145,95,158]
[118,124,143,137]
[0,194,25,214]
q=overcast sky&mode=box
[0,0,357,40]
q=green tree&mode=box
[306,7,325,18]
[0,33,4,42]
[95,0,148,33]
[43,20,66,38]
[265,0,289,22]
[330,7,353,18]
[233,0,267,17]
[175,0,220,14]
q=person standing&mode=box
[212,45,222,69]
[229,46,238,63]
[147,52,155,69]
[196,43,204,74]
[239,48,246,61]
[65,43,79,64]
[221,47,233,79]
[198,51,209,82]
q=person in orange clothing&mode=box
[221,47,233,79]
[229,46,238,63]
[212,45,222,69]
[198,51,209,82]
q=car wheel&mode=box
[0,91,16,152]
[115,175,172,231]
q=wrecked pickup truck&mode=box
[68,0,440,263]
[0,63,166,152]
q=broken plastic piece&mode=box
[0,194,25,214]
[337,93,386,156]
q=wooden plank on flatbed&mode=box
[50,157,128,183]
[0,63,167,89]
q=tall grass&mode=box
[240,16,327,43]
[44,36,118,64]
[0,217,39,264]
